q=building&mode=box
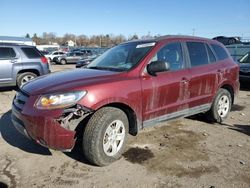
[67,40,75,47]
[0,36,36,46]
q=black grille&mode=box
[13,90,29,111]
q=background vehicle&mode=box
[75,54,99,68]
[213,36,241,45]
[45,51,66,62]
[238,52,250,82]
[54,52,85,64]
[226,44,250,61]
[12,36,239,166]
[0,43,50,87]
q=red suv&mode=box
[12,36,239,166]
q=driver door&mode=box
[141,42,191,125]
[0,47,17,83]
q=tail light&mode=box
[41,56,48,64]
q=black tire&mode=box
[208,88,232,123]
[60,59,67,65]
[83,107,129,166]
[17,72,37,88]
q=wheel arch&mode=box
[101,102,140,136]
[17,69,40,76]
[220,84,234,104]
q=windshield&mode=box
[239,53,250,64]
[87,42,155,71]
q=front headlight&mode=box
[35,91,87,109]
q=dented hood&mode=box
[22,69,120,95]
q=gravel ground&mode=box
[0,64,250,188]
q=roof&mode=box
[121,35,211,45]
[0,36,32,42]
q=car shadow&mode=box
[0,86,18,92]
[64,115,92,165]
[0,110,51,155]
[229,124,250,136]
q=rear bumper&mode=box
[11,102,76,151]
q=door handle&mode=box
[10,60,17,63]
[217,69,223,75]
[181,77,189,84]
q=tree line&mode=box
[25,32,160,47]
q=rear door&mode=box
[185,41,219,108]
[141,42,191,124]
[0,47,18,83]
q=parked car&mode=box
[45,51,66,62]
[238,52,250,82]
[39,50,49,55]
[54,52,85,64]
[0,43,50,88]
[75,55,99,68]
[12,36,239,166]
[213,36,241,45]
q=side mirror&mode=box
[147,61,170,76]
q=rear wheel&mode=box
[17,72,37,88]
[83,107,129,166]
[208,88,232,123]
[60,59,67,65]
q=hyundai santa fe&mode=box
[12,35,239,166]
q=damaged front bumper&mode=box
[11,91,93,151]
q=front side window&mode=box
[0,47,16,59]
[150,42,184,71]
[187,42,208,67]
[87,42,154,71]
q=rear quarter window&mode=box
[21,47,42,59]
[211,44,229,60]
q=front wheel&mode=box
[208,88,232,123]
[83,107,129,166]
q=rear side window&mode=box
[211,44,229,60]
[187,42,208,67]
[21,47,42,59]
[206,44,216,63]
[0,47,16,59]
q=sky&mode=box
[0,0,250,39]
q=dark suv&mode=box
[0,43,50,87]
[12,36,239,166]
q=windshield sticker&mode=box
[136,42,155,48]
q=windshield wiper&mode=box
[87,66,126,72]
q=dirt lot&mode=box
[0,64,250,188]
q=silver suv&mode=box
[0,43,50,88]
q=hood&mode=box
[22,69,121,95]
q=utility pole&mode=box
[192,28,195,36]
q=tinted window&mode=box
[53,52,59,55]
[21,47,42,58]
[151,43,184,71]
[0,47,16,59]
[58,52,64,55]
[206,44,216,63]
[187,42,208,67]
[211,44,229,60]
